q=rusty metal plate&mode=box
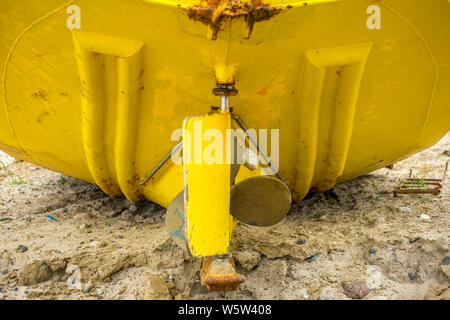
[230,176,292,227]
[201,256,245,291]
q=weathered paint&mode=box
[184,0,287,39]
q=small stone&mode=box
[408,272,416,281]
[79,223,89,230]
[12,287,18,292]
[420,214,431,220]
[296,239,306,245]
[375,217,385,223]
[74,212,92,220]
[341,281,371,299]
[21,246,28,253]
[304,253,321,263]
[369,248,377,254]
[398,207,412,213]
[441,256,450,266]
[302,294,309,299]
[89,240,106,248]
[386,245,393,251]
[319,215,327,221]
[1,269,8,275]
[129,205,138,213]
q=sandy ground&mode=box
[0,134,449,300]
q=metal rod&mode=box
[221,95,230,111]
[231,114,286,184]
[140,141,183,186]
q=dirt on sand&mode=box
[0,134,449,300]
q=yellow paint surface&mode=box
[183,112,231,256]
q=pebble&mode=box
[296,239,306,245]
[442,256,450,265]
[369,248,377,254]
[304,253,321,263]
[341,281,371,299]
[420,214,431,220]
[408,272,416,281]
[21,246,28,253]
[73,212,91,220]
[1,269,8,275]
[89,240,106,248]
[319,215,327,221]
[129,205,138,213]
[398,207,412,213]
[79,223,89,230]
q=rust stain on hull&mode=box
[184,0,288,40]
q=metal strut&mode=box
[140,114,286,187]
[140,141,182,186]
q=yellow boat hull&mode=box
[1,0,449,208]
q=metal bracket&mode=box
[201,255,245,291]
